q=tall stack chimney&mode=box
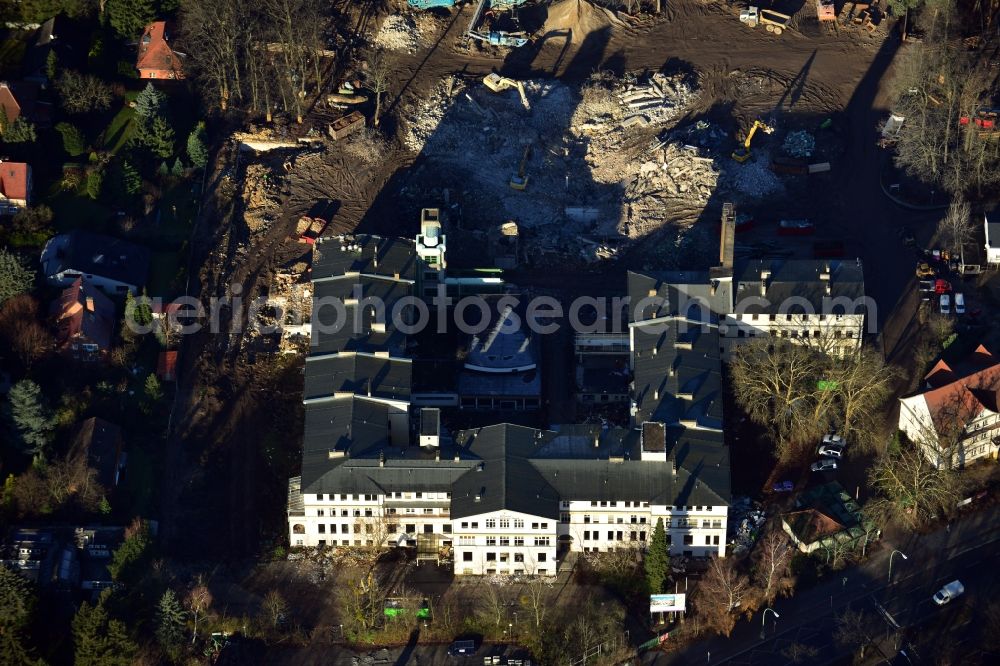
[719,202,735,269]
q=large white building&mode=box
[898,345,1000,468]
[287,228,732,574]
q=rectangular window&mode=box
[388,524,398,533]
[486,519,496,529]
[540,523,548,530]
[317,510,324,517]
[461,522,468,529]
[499,537,510,546]
[471,522,479,529]
[406,524,415,533]
[514,553,524,563]
[584,531,590,540]
[584,515,591,524]
[514,537,524,546]
[538,553,547,562]
[514,519,524,529]
[486,537,496,546]
[499,519,510,529]
[560,513,570,523]
[318,525,326,534]
[607,531,614,541]
[499,553,508,563]
[683,535,694,546]
[443,524,452,534]
[713,535,720,545]
[486,552,497,562]
[463,552,473,562]
[534,537,550,546]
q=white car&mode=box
[940,294,951,315]
[822,434,844,446]
[933,580,965,605]
[811,459,838,472]
[818,443,844,458]
[955,293,965,315]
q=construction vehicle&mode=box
[328,111,365,140]
[732,119,774,162]
[467,0,530,48]
[483,73,530,111]
[740,6,793,35]
[509,145,531,190]
[296,217,328,244]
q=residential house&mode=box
[71,417,127,490]
[136,21,185,80]
[0,159,31,214]
[898,345,1000,468]
[41,231,150,294]
[985,208,1000,267]
[0,81,51,130]
[23,17,56,85]
[50,278,115,360]
[782,482,878,555]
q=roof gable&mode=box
[0,161,30,201]
[136,21,184,78]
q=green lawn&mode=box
[100,105,136,154]
[151,183,198,245]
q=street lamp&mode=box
[760,607,780,640]
[888,549,908,584]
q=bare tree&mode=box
[260,589,289,632]
[186,578,213,644]
[366,49,395,128]
[695,556,753,637]
[935,200,974,256]
[781,642,819,663]
[752,528,793,605]
[867,441,962,530]
[833,607,876,660]
[0,294,51,369]
[831,348,900,453]
[478,576,511,630]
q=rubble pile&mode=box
[351,650,392,666]
[728,497,767,555]
[398,72,714,265]
[782,130,816,158]
[242,163,283,234]
[729,150,784,198]
[373,15,422,53]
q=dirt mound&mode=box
[542,0,623,41]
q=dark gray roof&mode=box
[313,235,418,281]
[300,396,393,490]
[733,259,865,314]
[457,367,542,398]
[451,424,561,520]
[72,417,122,489]
[987,218,1000,249]
[465,305,536,370]
[631,319,723,428]
[628,271,733,324]
[44,231,150,289]
[304,353,411,402]
[311,277,412,355]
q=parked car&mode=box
[932,580,965,605]
[955,292,965,314]
[811,459,838,472]
[772,481,794,493]
[940,294,951,315]
[822,433,844,445]
[818,443,845,458]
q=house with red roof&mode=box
[899,344,1000,468]
[50,277,116,361]
[136,21,185,80]
[0,159,31,214]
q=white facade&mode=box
[720,312,865,357]
[899,393,1000,469]
[289,489,727,572]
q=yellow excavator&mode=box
[509,145,531,190]
[731,119,774,163]
[483,73,531,111]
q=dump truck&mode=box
[296,217,328,244]
[328,111,365,140]
[740,6,793,35]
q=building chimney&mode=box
[378,451,385,468]
[719,203,735,269]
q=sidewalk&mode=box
[648,507,1000,664]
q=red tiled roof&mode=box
[0,82,22,124]
[0,161,30,201]
[920,347,1000,437]
[784,508,845,544]
[51,277,115,351]
[924,359,956,388]
[136,21,185,79]
[157,350,178,381]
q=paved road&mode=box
[648,508,1000,665]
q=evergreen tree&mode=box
[170,157,184,176]
[5,380,53,460]
[56,122,88,156]
[0,564,44,665]
[0,248,36,304]
[645,517,669,595]
[146,115,175,158]
[154,589,186,650]
[186,122,209,168]
[121,160,141,195]
[45,50,57,80]
[134,82,166,120]
[85,169,104,200]
[0,117,37,144]
[157,161,169,176]
[144,374,163,403]
[105,0,156,40]
[108,519,151,582]
[72,591,137,666]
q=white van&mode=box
[955,293,965,314]
[940,294,951,315]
